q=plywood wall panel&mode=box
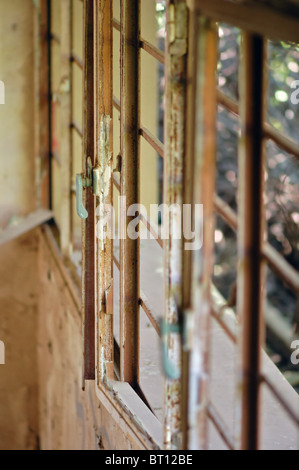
[0,0,35,227]
[0,231,39,450]
[38,228,143,450]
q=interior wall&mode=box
[0,0,35,227]
[37,227,145,450]
[0,231,39,450]
[0,226,147,450]
[0,0,38,450]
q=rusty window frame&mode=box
[48,0,95,378]
[182,0,299,451]
[44,0,299,450]
[46,0,163,448]
[86,0,164,447]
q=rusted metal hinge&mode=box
[161,308,194,380]
[76,157,101,219]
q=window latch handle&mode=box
[76,174,88,220]
[76,157,93,220]
[160,320,181,380]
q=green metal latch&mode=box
[76,157,101,220]
[161,307,193,380]
[161,319,181,380]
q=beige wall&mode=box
[0,0,35,227]
[0,232,39,450]
[0,226,151,450]
[37,228,146,450]
[0,0,161,449]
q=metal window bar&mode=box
[49,0,90,376]
[94,0,114,383]
[82,0,96,381]
[39,0,51,210]
[119,0,140,386]
[182,1,299,451]
[47,0,299,450]
[237,32,266,450]
[46,0,164,447]
[184,13,218,450]
[60,0,72,255]
[211,20,299,451]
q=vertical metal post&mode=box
[237,32,265,450]
[38,0,51,210]
[187,15,218,450]
[82,0,95,382]
[120,0,140,386]
[163,0,187,451]
[181,4,198,450]
[94,0,114,383]
[60,0,72,255]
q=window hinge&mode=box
[161,306,193,380]
[76,157,101,219]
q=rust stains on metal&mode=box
[237,32,265,450]
[60,0,72,256]
[119,0,141,387]
[163,0,188,451]
[38,0,51,210]
[184,15,218,450]
[95,0,114,384]
[82,0,95,382]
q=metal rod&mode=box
[139,292,161,337]
[163,0,188,451]
[113,252,161,337]
[70,52,83,69]
[214,195,299,293]
[112,17,120,31]
[114,173,163,249]
[216,88,239,115]
[237,32,265,450]
[113,95,121,112]
[140,38,165,65]
[181,5,198,449]
[50,31,61,45]
[207,403,235,450]
[113,172,121,191]
[214,194,238,231]
[95,0,114,383]
[51,150,61,166]
[261,375,299,427]
[71,120,83,138]
[217,88,299,160]
[262,243,299,292]
[188,15,218,451]
[82,0,95,382]
[140,126,164,158]
[39,0,51,210]
[139,212,163,249]
[120,0,140,386]
[114,99,164,160]
[211,307,237,344]
[60,0,72,256]
[263,122,299,161]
